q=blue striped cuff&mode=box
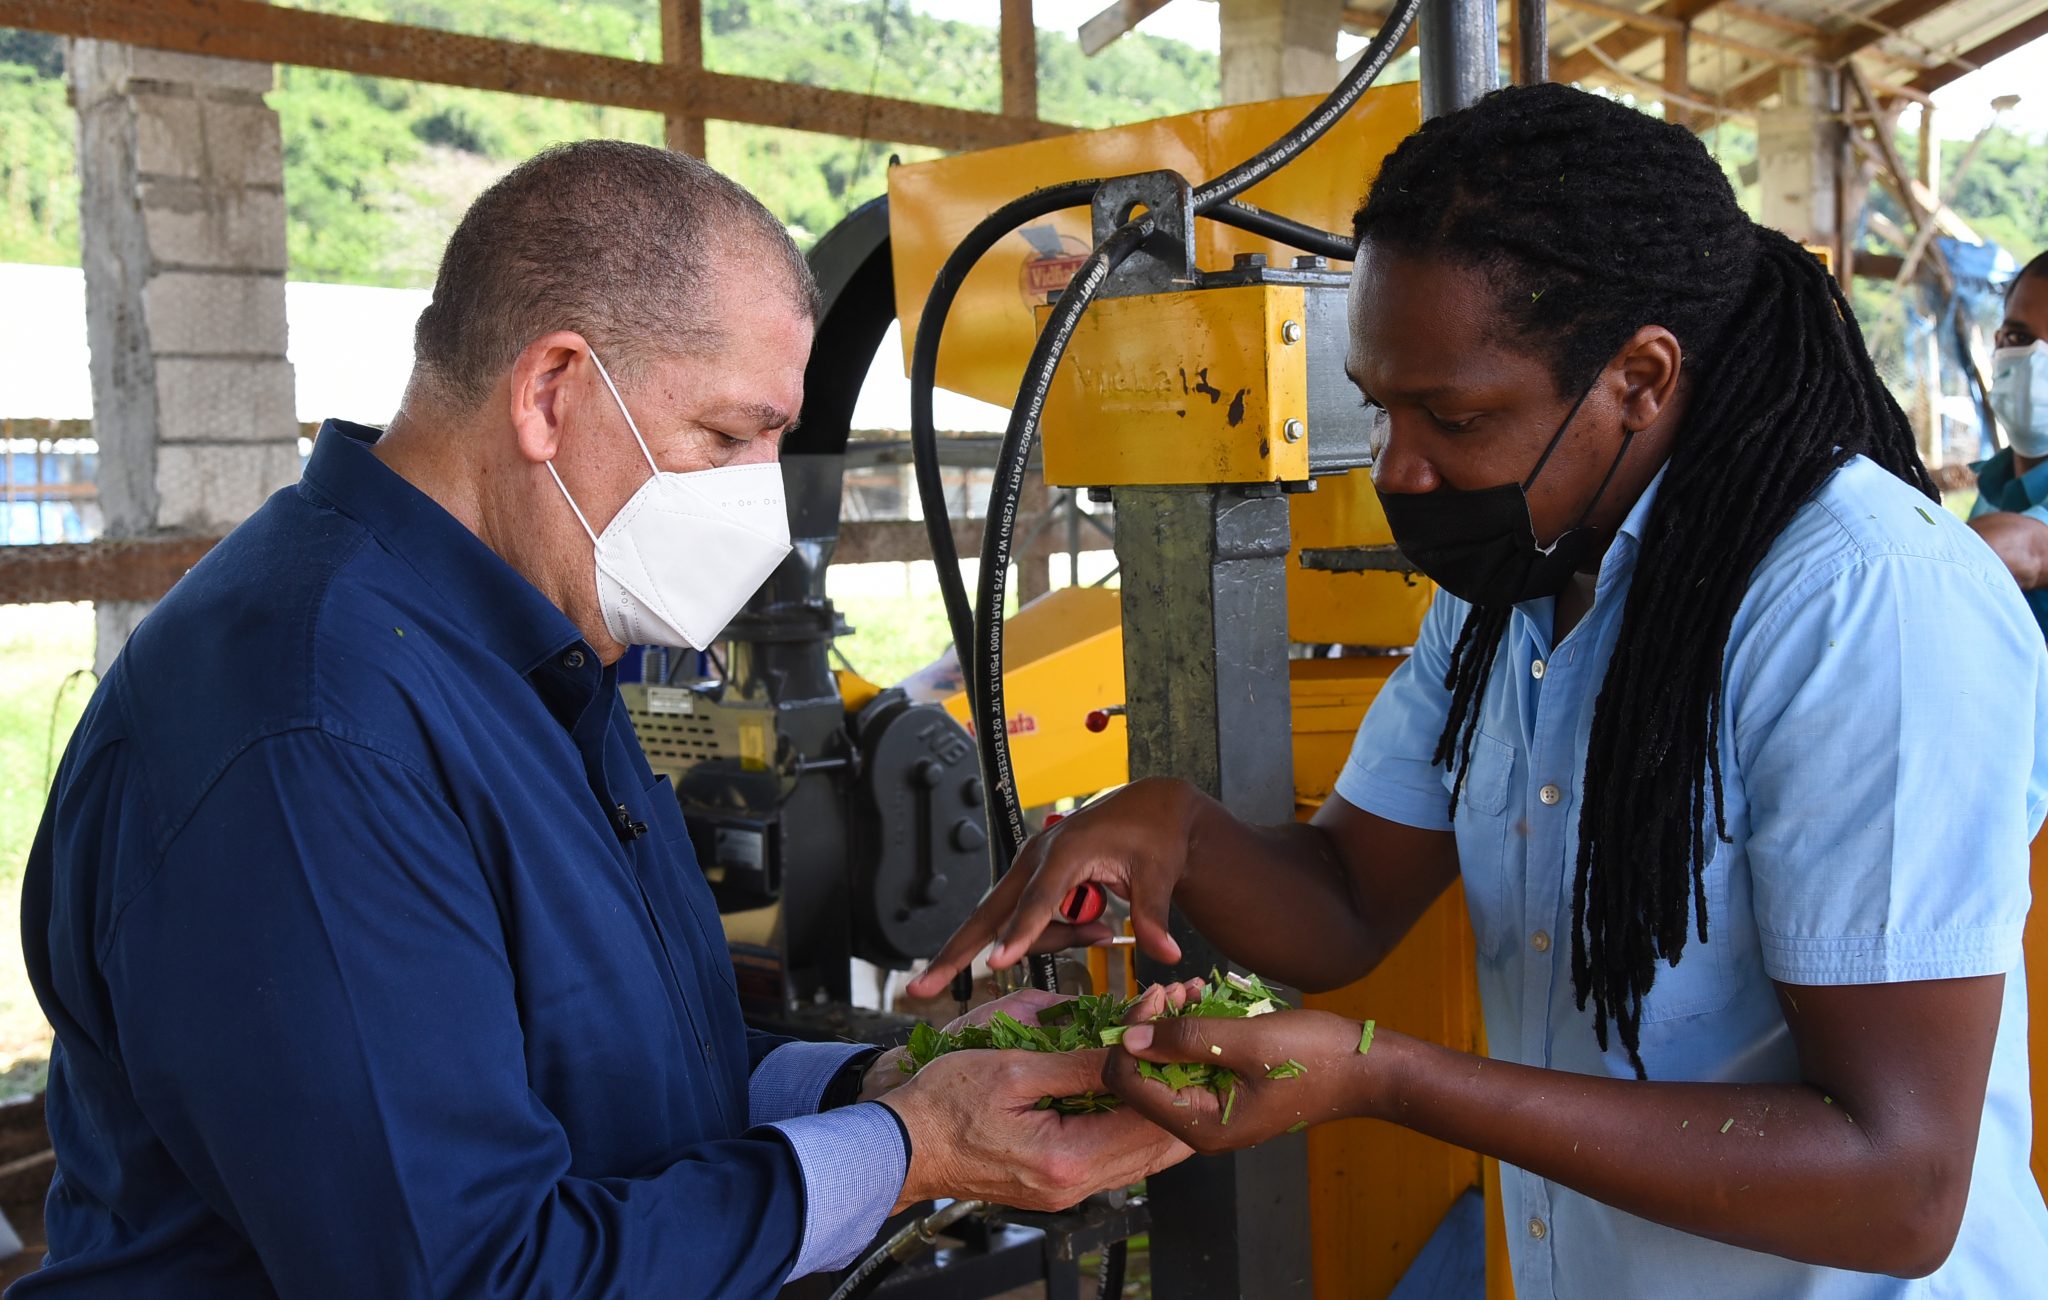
[750,1040,872,1126]
[766,1102,909,1278]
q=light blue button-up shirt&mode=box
[1338,455,2048,1297]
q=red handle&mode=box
[1083,704,1125,734]
[1059,881,1106,926]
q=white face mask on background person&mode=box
[1991,340,2048,460]
[546,350,792,650]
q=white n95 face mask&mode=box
[1991,340,2048,459]
[546,351,792,649]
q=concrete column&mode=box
[1219,0,1343,105]
[1757,65,1848,262]
[68,40,298,672]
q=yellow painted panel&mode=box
[1039,284,1310,487]
[938,586,1128,807]
[1289,466,1434,648]
[886,83,1422,409]
[1288,656,1486,1298]
[1290,656,1400,805]
[1306,886,1484,1299]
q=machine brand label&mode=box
[1017,225,1090,306]
[644,686,696,716]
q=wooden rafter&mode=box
[0,0,1069,154]
[1910,5,2048,91]
[660,0,704,156]
[1552,0,1729,85]
[1550,0,1811,72]
[1001,0,1038,119]
[1723,0,1984,111]
[1079,0,1176,56]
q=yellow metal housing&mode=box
[1288,466,1435,648]
[937,586,1128,807]
[1038,284,1312,487]
[886,83,1422,409]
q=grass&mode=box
[828,563,962,688]
[0,602,95,1099]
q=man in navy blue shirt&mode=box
[16,142,1186,1297]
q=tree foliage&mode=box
[0,1,1219,282]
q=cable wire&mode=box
[911,180,1105,670]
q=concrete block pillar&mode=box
[1219,0,1343,105]
[1757,65,1848,263]
[68,40,298,672]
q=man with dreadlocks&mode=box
[911,83,2048,1292]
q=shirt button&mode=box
[1528,1217,1548,1241]
[1530,930,1551,953]
[701,1039,714,1061]
[563,649,586,669]
[1538,783,1562,805]
[1531,659,1546,679]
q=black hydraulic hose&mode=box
[912,180,1105,671]
[974,219,1154,995]
[1097,1237,1129,1297]
[1191,0,1421,209]
[910,0,1419,674]
[853,12,1422,1292]
[829,1198,986,1300]
[1206,199,1356,263]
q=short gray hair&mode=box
[412,140,819,409]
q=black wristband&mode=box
[819,1046,885,1111]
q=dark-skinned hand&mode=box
[906,777,1202,999]
[1106,1008,1382,1155]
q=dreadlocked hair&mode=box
[1354,83,1935,1079]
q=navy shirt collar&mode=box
[298,419,590,679]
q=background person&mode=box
[1970,249,2048,636]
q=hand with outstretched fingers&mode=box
[1105,1009,1388,1154]
[906,777,1206,999]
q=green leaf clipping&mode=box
[900,969,1292,1117]
[1266,1060,1308,1080]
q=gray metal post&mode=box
[1420,0,1500,117]
[1115,484,1311,1300]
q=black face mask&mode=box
[1378,381,1638,608]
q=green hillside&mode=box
[0,0,1219,283]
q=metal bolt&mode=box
[1283,418,1305,443]
[1087,487,1113,503]
[1292,254,1331,270]
[1232,252,1268,269]
[1280,320,1302,344]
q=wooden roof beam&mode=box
[0,0,1070,154]
[1551,0,1813,71]
[1079,0,1176,56]
[1552,0,1730,84]
[1910,6,2048,91]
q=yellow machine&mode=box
[882,83,1490,1300]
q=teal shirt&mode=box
[1971,446,2048,639]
